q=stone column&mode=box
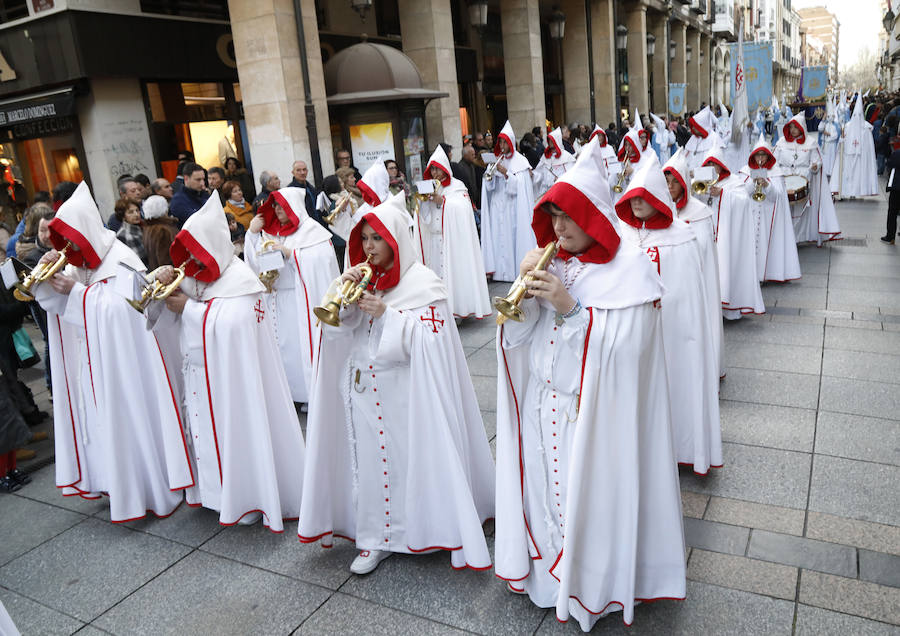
[592,0,617,125]
[671,22,687,85]
[647,11,669,115]
[398,0,463,157]
[686,28,701,110]
[500,0,546,139]
[699,33,711,108]
[228,0,332,184]
[560,0,590,124]
[625,4,648,117]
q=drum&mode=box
[784,175,809,202]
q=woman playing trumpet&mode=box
[299,192,494,576]
[495,138,686,629]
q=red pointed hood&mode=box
[48,181,114,269]
[783,112,807,143]
[614,155,675,229]
[357,161,391,207]
[533,136,621,264]
[425,145,453,187]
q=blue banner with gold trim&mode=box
[668,83,687,116]
[800,66,828,101]
[729,42,773,112]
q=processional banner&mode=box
[800,66,828,101]
[668,84,687,116]
[729,42,773,112]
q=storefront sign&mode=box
[0,90,75,127]
[9,116,75,140]
[350,122,395,174]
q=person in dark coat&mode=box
[169,163,210,226]
[287,160,318,217]
[882,134,900,244]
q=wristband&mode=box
[555,298,582,326]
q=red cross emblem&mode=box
[646,247,661,274]
[419,306,444,333]
[852,139,860,148]
[254,299,265,323]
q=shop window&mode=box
[375,0,401,38]
[140,0,229,20]
[20,136,82,194]
[0,0,28,24]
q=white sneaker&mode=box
[237,511,262,526]
[350,549,391,575]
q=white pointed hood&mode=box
[347,191,446,310]
[844,92,869,156]
[545,127,565,158]
[588,124,608,147]
[688,106,717,139]
[171,193,264,300]
[533,136,664,309]
[494,120,517,159]
[257,186,332,249]
[425,144,453,186]
[48,181,116,270]
[747,133,777,169]
[357,161,391,207]
[782,112,808,144]
[700,143,732,179]
[662,149,691,210]
[615,157,695,247]
[633,108,650,148]
[617,129,644,163]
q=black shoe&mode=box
[881,236,895,245]
[7,468,31,485]
[0,475,22,493]
[24,410,48,426]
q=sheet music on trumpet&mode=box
[415,180,435,194]
[113,263,146,302]
[0,259,21,289]
[481,152,498,164]
[693,166,717,183]
[258,249,285,272]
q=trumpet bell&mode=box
[692,181,709,195]
[259,270,279,293]
[493,296,525,323]
[751,191,767,202]
[313,301,342,327]
[12,285,35,302]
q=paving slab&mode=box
[819,376,900,421]
[723,319,824,348]
[815,411,900,466]
[682,518,749,556]
[822,348,900,385]
[825,325,900,354]
[294,592,469,635]
[799,570,900,626]
[703,497,805,536]
[340,544,545,635]
[722,340,821,375]
[828,288,900,314]
[470,374,497,414]
[859,549,900,588]
[686,549,798,600]
[794,604,899,636]
[762,284,827,310]
[719,368,820,410]
[17,465,108,516]
[809,455,900,527]
[457,321,497,349]
[465,344,498,377]
[201,524,356,590]
[0,586,83,635]
[719,400,816,453]
[535,581,794,635]
[827,273,900,293]
[92,550,330,636]
[806,511,900,557]
[678,443,811,509]
[747,529,857,578]
[0,495,85,566]
[0,518,191,623]
[680,491,708,519]
[93,503,224,548]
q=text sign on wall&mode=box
[350,122,395,174]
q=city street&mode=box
[1,193,899,635]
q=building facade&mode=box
[796,6,840,84]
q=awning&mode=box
[0,88,76,128]
[326,87,449,106]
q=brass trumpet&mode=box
[13,243,71,301]
[323,191,357,225]
[126,260,189,313]
[413,179,442,217]
[484,157,503,181]
[612,158,630,194]
[691,179,717,195]
[258,238,281,293]
[751,179,767,202]
[313,256,374,327]
[494,240,561,325]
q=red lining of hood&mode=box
[750,147,777,169]
[348,213,400,291]
[425,160,452,187]
[48,218,100,268]
[702,156,731,180]
[617,137,641,162]
[494,133,515,159]
[258,191,300,236]
[170,229,222,282]
[783,121,806,143]
[638,129,649,148]
[688,117,709,138]
[589,128,607,147]
[614,187,673,229]
[533,182,620,264]
[663,167,689,209]
[357,179,382,207]
[544,135,562,159]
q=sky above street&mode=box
[792,0,882,68]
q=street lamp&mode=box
[884,8,895,34]
[616,24,628,51]
[686,44,693,63]
[647,33,657,57]
[549,7,566,40]
[647,34,656,112]
[468,0,488,30]
[350,0,372,22]
[670,39,676,61]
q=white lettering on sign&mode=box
[3,103,57,123]
[0,48,17,83]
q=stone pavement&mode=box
[2,194,900,635]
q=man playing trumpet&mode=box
[33,182,194,522]
[147,195,305,532]
[245,187,338,406]
[299,192,494,576]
